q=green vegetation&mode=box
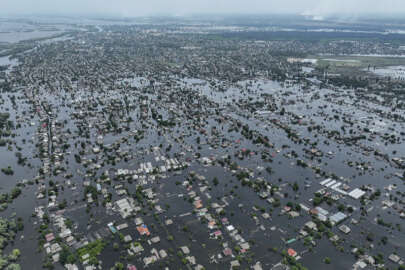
[0,187,22,212]
[0,218,22,269]
[315,55,405,77]
[281,253,308,270]
[84,185,98,200]
[77,240,107,264]
[213,177,219,186]
[112,262,124,270]
[312,193,324,206]
[59,246,77,265]
[1,167,14,175]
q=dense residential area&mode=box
[0,14,405,270]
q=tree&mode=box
[6,264,21,270]
[324,257,331,264]
[113,262,124,270]
[59,246,76,265]
[312,196,322,206]
[213,177,219,186]
[292,182,299,192]
[8,249,20,261]
[366,233,374,242]
[1,166,14,175]
[10,188,21,200]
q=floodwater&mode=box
[369,65,405,79]
[0,31,63,43]
[2,74,405,269]
[0,56,17,66]
[1,23,404,270]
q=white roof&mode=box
[325,180,336,187]
[320,178,332,185]
[348,188,366,199]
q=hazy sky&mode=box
[2,0,405,17]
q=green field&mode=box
[312,55,405,76]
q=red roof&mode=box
[194,200,203,209]
[288,248,297,257]
[137,225,150,236]
[45,233,55,242]
[223,248,232,256]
